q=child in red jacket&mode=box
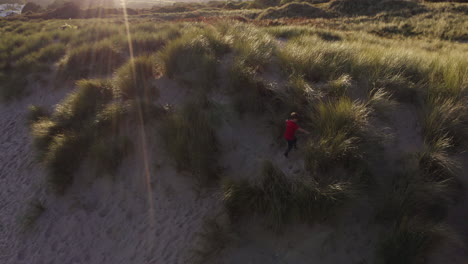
[284,112,310,157]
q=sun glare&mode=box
[120,0,156,234]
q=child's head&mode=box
[290,112,299,122]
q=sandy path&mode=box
[0,83,71,263]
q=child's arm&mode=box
[298,128,310,134]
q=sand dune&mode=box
[1,73,466,264]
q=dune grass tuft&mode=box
[367,88,397,116]
[419,137,461,182]
[52,79,114,130]
[223,161,356,232]
[376,153,462,263]
[93,102,129,135]
[258,2,330,20]
[31,118,61,159]
[376,169,457,225]
[327,74,352,98]
[379,218,453,264]
[125,33,167,56]
[42,132,88,194]
[30,79,130,193]
[192,217,234,264]
[374,74,422,104]
[226,23,276,68]
[227,59,272,114]
[113,56,158,100]
[19,199,45,231]
[26,105,49,124]
[158,29,228,89]
[160,101,219,185]
[305,97,375,173]
[422,96,468,149]
[0,73,28,101]
[89,136,132,177]
[58,40,124,80]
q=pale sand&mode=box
[0,78,467,264]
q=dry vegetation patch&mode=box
[329,0,426,16]
[160,101,220,185]
[223,161,357,232]
[258,2,331,20]
[58,40,124,80]
[30,79,133,193]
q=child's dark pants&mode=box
[284,137,297,157]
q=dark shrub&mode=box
[59,40,124,80]
[160,102,219,185]
[26,105,49,124]
[223,161,356,232]
[22,2,42,14]
[114,56,158,100]
[258,3,330,20]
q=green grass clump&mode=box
[223,161,355,232]
[93,102,129,135]
[43,132,88,194]
[269,73,318,122]
[89,136,132,177]
[33,43,66,63]
[128,33,167,55]
[15,55,49,74]
[422,96,468,148]
[313,98,369,141]
[226,23,276,67]
[376,152,462,263]
[19,199,45,231]
[193,217,234,264]
[30,79,129,193]
[374,74,422,104]
[53,79,114,129]
[227,59,271,114]
[0,74,28,101]
[14,41,65,73]
[377,170,457,224]
[71,23,122,46]
[367,88,397,116]
[123,24,183,56]
[330,0,425,16]
[32,79,114,192]
[419,137,461,182]
[427,57,467,99]
[31,118,61,158]
[278,34,429,86]
[327,74,352,98]
[160,102,219,185]
[0,31,67,100]
[158,28,228,89]
[0,78,27,101]
[257,2,330,20]
[10,33,52,61]
[26,105,49,124]
[379,219,450,264]
[265,26,315,39]
[277,36,355,82]
[305,97,374,173]
[113,56,158,100]
[58,40,124,80]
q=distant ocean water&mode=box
[0,4,24,17]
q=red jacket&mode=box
[284,120,299,140]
